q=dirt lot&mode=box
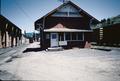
[0,43,120,81]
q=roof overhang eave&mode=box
[44,29,93,32]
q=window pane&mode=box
[72,33,76,40]
[65,33,70,40]
[59,33,64,41]
[78,33,83,40]
[46,34,50,39]
[69,12,82,17]
[52,12,68,17]
[52,34,57,39]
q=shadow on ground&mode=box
[23,47,43,53]
[93,48,112,51]
[0,70,21,80]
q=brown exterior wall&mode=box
[103,24,120,46]
[39,16,93,49]
[45,17,90,30]
[92,29,100,42]
[42,32,92,49]
[93,23,120,46]
[39,16,92,49]
[0,15,22,48]
[43,32,51,49]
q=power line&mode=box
[14,0,34,22]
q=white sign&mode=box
[59,41,67,46]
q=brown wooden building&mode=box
[93,23,120,47]
[0,15,22,48]
[35,1,98,49]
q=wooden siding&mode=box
[45,17,91,30]
[42,32,92,49]
[34,1,99,49]
[93,23,120,46]
[0,15,22,48]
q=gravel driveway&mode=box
[0,43,120,81]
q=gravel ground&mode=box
[0,42,120,81]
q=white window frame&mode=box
[63,32,84,41]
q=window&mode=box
[69,12,82,17]
[52,12,68,17]
[72,33,77,40]
[52,34,57,39]
[58,32,84,41]
[69,12,79,15]
[59,33,64,41]
[66,33,84,41]
[46,34,50,39]
[78,33,83,40]
[65,33,70,40]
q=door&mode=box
[51,33,58,47]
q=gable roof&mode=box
[0,14,21,30]
[35,1,99,31]
[35,1,99,22]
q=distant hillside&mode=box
[111,15,120,24]
[92,15,120,29]
[24,32,39,40]
[25,33,33,38]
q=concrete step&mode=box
[47,47,63,51]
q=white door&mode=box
[51,33,58,47]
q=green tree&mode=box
[107,18,111,25]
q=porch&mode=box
[42,23,92,49]
[44,32,91,49]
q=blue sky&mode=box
[1,0,120,33]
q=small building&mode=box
[93,23,120,46]
[0,15,22,48]
[35,1,98,49]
